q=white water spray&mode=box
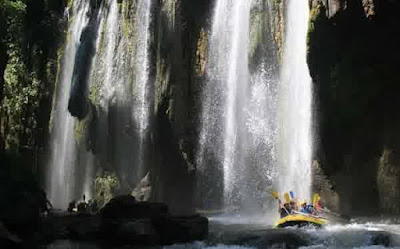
[133,0,152,178]
[277,0,313,200]
[100,0,119,107]
[93,0,152,183]
[197,0,281,212]
[198,0,252,206]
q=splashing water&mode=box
[91,0,153,186]
[133,0,152,178]
[100,0,119,107]
[277,0,313,201]
[197,0,252,207]
[197,0,278,212]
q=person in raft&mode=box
[278,199,292,218]
[300,202,316,215]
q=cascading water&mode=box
[47,0,154,207]
[197,0,252,208]
[133,0,152,178]
[47,1,91,209]
[277,0,313,200]
[197,0,278,212]
[93,0,153,187]
[219,0,252,205]
[100,0,119,106]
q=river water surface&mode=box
[44,216,400,249]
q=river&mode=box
[44,215,400,249]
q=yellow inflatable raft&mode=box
[275,213,328,228]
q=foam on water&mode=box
[44,222,400,249]
[298,223,400,249]
[208,214,271,226]
[300,246,400,249]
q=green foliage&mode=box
[74,118,86,144]
[249,8,264,60]
[2,52,42,150]
[95,172,120,207]
[0,0,66,155]
[89,83,101,107]
[0,0,26,46]
[67,0,75,9]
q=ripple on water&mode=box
[164,242,256,249]
[300,246,400,249]
[44,222,400,249]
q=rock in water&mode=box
[100,195,168,219]
[0,221,22,248]
[99,195,208,245]
[40,195,208,245]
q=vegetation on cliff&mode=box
[0,0,66,171]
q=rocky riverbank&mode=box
[41,195,207,246]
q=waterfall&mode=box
[100,0,119,107]
[133,0,152,178]
[197,0,278,212]
[197,0,251,208]
[277,0,313,201]
[92,0,153,187]
[47,1,91,209]
[47,0,154,207]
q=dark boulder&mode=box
[39,196,208,245]
[100,195,168,220]
[99,195,207,245]
[40,212,101,243]
[0,222,22,249]
[99,195,167,244]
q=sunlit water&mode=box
[93,0,152,184]
[277,0,313,200]
[197,0,252,206]
[100,0,119,106]
[47,0,91,209]
[133,0,152,178]
[197,0,278,213]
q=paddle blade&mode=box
[312,193,320,206]
[271,191,279,199]
[284,192,290,203]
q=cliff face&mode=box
[0,0,214,214]
[60,0,278,214]
[150,0,212,214]
[308,0,400,214]
[5,0,389,217]
[65,0,215,214]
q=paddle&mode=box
[321,207,351,221]
[312,193,320,207]
[310,193,350,222]
[284,192,291,203]
[271,191,290,215]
